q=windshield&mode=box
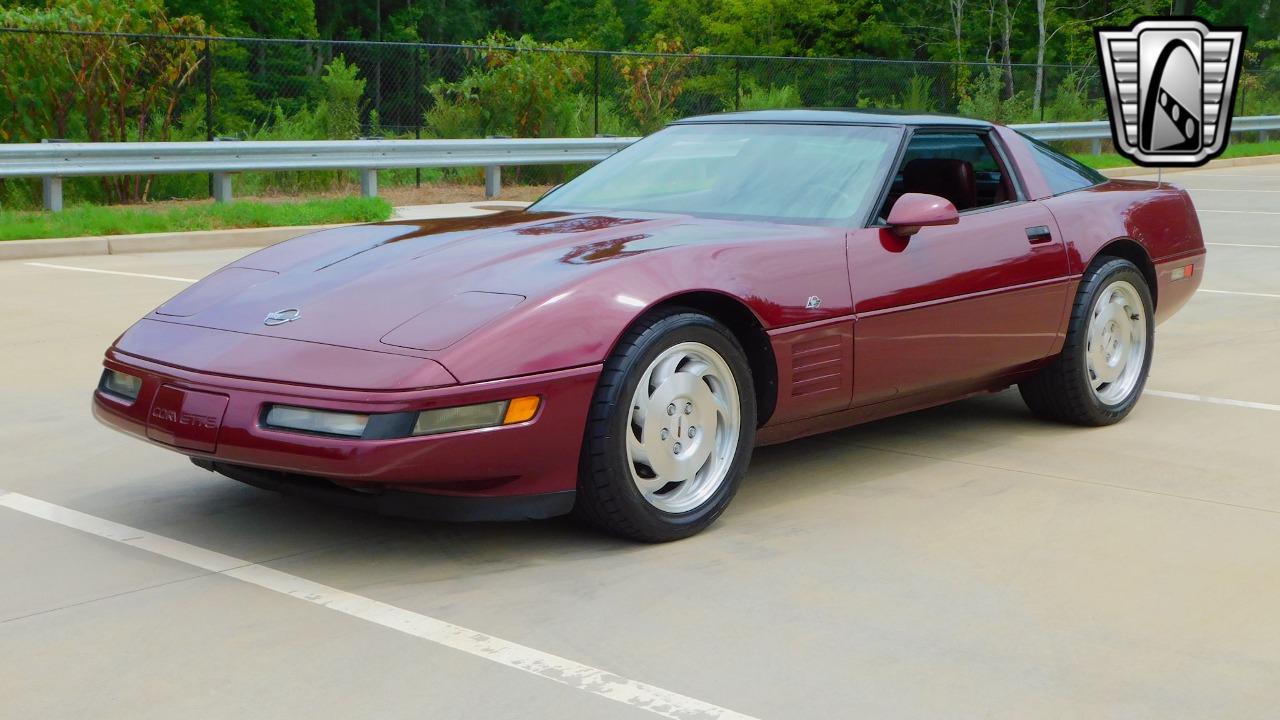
[530,123,903,226]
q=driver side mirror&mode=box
[886,193,959,238]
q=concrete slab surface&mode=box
[2,164,1280,719]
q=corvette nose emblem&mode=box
[263,308,301,326]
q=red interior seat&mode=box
[902,158,977,210]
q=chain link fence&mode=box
[2,27,1278,206]
[4,26,1278,142]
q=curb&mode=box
[1100,153,1280,178]
[0,223,351,262]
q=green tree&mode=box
[0,0,208,202]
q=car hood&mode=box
[144,210,721,356]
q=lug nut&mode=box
[660,428,669,440]
[684,402,693,414]
[667,404,676,416]
[687,427,697,439]
[673,442,683,453]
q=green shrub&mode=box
[613,35,703,133]
[1044,71,1104,122]
[734,80,803,111]
[958,68,1035,124]
[424,32,589,140]
[319,56,366,140]
[901,74,936,112]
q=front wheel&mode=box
[576,309,756,542]
[1019,257,1154,426]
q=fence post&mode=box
[40,139,64,212]
[484,166,501,200]
[211,136,238,203]
[593,54,601,137]
[414,47,423,188]
[1090,138,1102,155]
[357,135,379,198]
[359,169,378,198]
[204,40,214,141]
[734,60,741,111]
[211,173,233,203]
[42,177,63,213]
[484,134,505,199]
[204,39,215,198]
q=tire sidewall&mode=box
[595,313,756,536]
[1075,259,1155,420]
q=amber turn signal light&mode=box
[503,396,541,424]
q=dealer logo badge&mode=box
[1095,18,1246,167]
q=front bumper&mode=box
[197,461,576,521]
[93,348,601,515]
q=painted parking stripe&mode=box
[0,491,756,720]
[1197,209,1280,215]
[24,261,196,283]
[1187,188,1280,192]
[1172,173,1280,179]
[1145,390,1280,413]
[1205,242,1280,248]
[1198,288,1280,299]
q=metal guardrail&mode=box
[2,116,1279,212]
[1011,115,1280,152]
[0,137,637,211]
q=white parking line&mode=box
[24,261,196,283]
[1205,243,1280,248]
[0,491,756,720]
[1199,288,1280,299]
[1198,210,1280,215]
[1145,390,1280,413]
[1187,188,1280,192]
[1175,173,1280,179]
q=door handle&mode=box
[1025,225,1053,244]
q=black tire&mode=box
[576,308,757,542]
[1019,257,1154,426]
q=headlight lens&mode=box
[100,369,142,401]
[262,396,540,439]
[412,401,508,436]
[412,396,541,436]
[265,405,369,437]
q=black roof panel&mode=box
[673,108,994,128]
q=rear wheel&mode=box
[577,309,756,542]
[1019,257,1154,426]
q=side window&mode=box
[880,131,1015,219]
[1020,132,1106,195]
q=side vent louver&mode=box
[790,337,843,397]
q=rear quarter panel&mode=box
[1040,180,1205,324]
[995,124,1205,325]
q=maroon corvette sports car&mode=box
[95,110,1205,541]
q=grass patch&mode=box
[0,196,392,242]
[1075,139,1280,169]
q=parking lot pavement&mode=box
[3,164,1280,719]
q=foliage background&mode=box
[2,0,1278,208]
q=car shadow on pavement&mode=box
[82,388,1080,584]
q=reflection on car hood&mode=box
[145,210,719,355]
